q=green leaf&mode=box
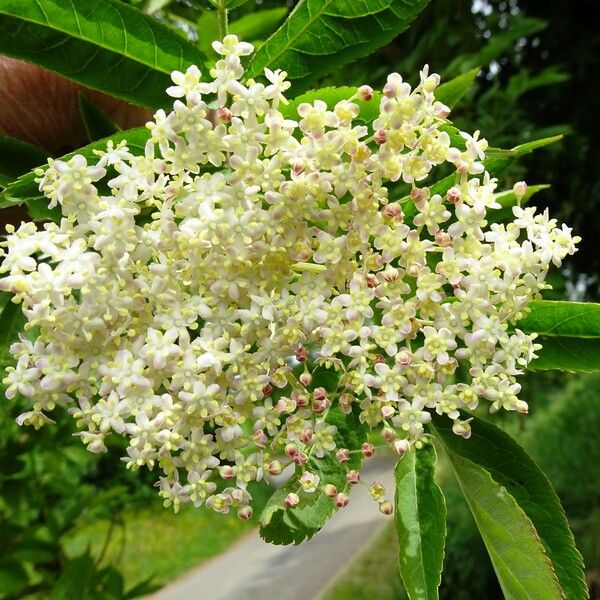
[489,183,550,223]
[431,414,587,600]
[247,0,431,93]
[78,94,119,142]
[0,135,48,189]
[259,399,368,545]
[196,10,221,56]
[394,445,446,600]
[229,7,288,42]
[49,552,95,600]
[224,0,251,8]
[517,301,600,372]
[435,67,480,108]
[0,293,26,346]
[0,127,150,211]
[0,0,207,108]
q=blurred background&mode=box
[1,0,599,598]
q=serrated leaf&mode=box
[435,67,480,108]
[0,135,48,189]
[517,300,600,338]
[259,400,367,545]
[247,0,431,93]
[229,7,288,42]
[78,94,119,142]
[0,0,207,108]
[431,414,586,600]
[394,445,446,600]
[0,127,150,211]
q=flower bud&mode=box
[334,492,349,508]
[268,460,283,476]
[285,442,298,457]
[285,492,300,508]
[361,442,375,457]
[381,405,395,419]
[369,482,385,501]
[452,419,472,439]
[382,203,404,221]
[447,186,461,204]
[312,398,328,414]
[220,465,235,479]
[374,129,388,145]
[324,483,338,497]
[238,505,253,520]
[513,181,527,200]
[300,428,313,443]
[395,350,412,367]
[294,392,309,407]
[294,452,308,466]
[379,500,393,515]
[382,426,395,443]
[357,84,374,101]
[253,429,267,448]
[295,346,309,363]
[216,106,232,122]
[262,384,273,397]
[299,372,312,386]
[313,387,328,401]
[365,274,378,288]
[338,393,353,414]
[346,469,360,485]
[336,448,350,463]
[394,439,410,455]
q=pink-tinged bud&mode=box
[394,439,410,455]
[447,186,461,204]
[374,129,387,145]
[382,203,404,221]
[365,273,378,288]
[312,398,328,414]
[379,500,394,516]
[285,443,298,457]
[358,84,374,101]
[383,267,400,283]
[338,393,353,414]
[346,469,360,484]
[299,372,312,386]
[395,350,412,367]
[285,492,300,508]
[313,387,328,401]
[291,161,305,176]
[294,452,308,466]
[294,392,309,407]
[262,384,273,397]
[374,354,385,365]
[434,102,451,119]
[407,263,420,278]
[216,107,232,122]
[268,460,283,476]
[383,82,396,98]
[452,419,472,439]
[300,428,313,443]
[238,505,253,520]
[411,187,426,207]
[435,231,452,246]
[276,397,296,414]
[381,427,395,442]
[295,347,309,363]
[334,492,349,508]
[253,429,267,448]
[513,181,528,199]
[324,483,338,497]
[336,448,350,463]
[220,465,235,479]
[361,442,375,458]
[381,405,395,419]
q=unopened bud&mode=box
[335,492,349,508]
[513,181,528,199]
[285,443,298,457]
[383,266,400,282]
[452,419,472,439]
[262,384,273,396]
[447,186,461,204]
[294,452,308,466]
[395,350,412,367]
[361,442,375,458]
[253,429,267,448]
[312,398,328,414]
[365,274,378,288]
[285,492,300,508]
[336,448,350,463]
[313,387,328,401]
[382,203,404,221]
[220,465,235,479]
[375,129,388,145]
[358,84,374,101]
[238,505,253,520]
[299,372,312,386]
[346,469,360,484]
[300,428,313,443]
[268,460,283,476]
[216,107,232,121]
[295,347,309,363]
[394,439,410,455]
[381,405,395,419]
[379,500,394,515]
[324,483,338,497]
[338,393,353,414]
[381,427,395,442]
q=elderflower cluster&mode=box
[1,36,579,518]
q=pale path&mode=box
[149,459,395,600]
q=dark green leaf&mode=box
[49,552,95,600]
[0,135,48,189]
[0,0,207,108]
[489,183,550,223]
[229,7,288,42]
[78,94,119,142]
[435,67,480,108]
[527,336,600,372]
[259,401,367,545]
[517,300,600,338]
[0,127,150,210]
[394,445,446,600]
[0,293,25,346]
[431,414,587,600]
[247,0,431,93]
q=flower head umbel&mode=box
[0,36,579,517]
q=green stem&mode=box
[218,3,228,38]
